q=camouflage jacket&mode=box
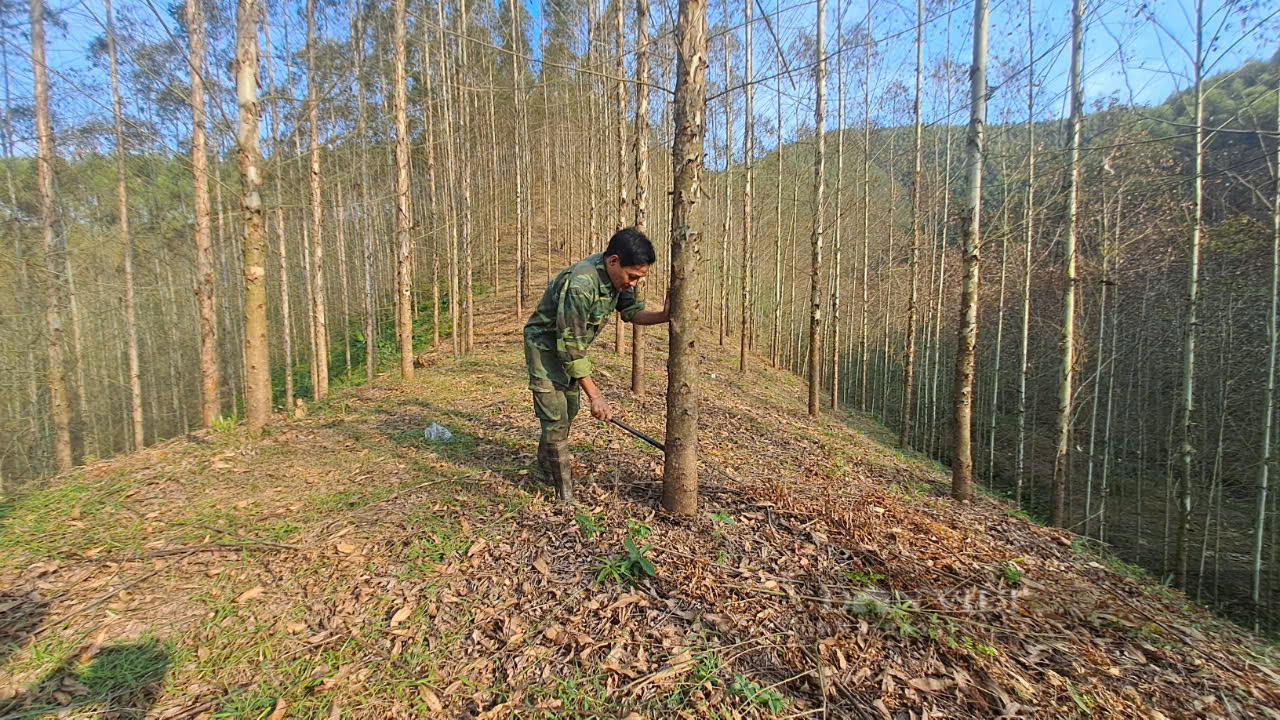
[523,253,644,390]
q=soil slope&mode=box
[1,294,1277,719]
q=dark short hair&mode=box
[603,227,656,267]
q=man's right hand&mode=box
[590,395,614,422]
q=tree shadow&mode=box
[0,639,171,719]
[0,590,49,668]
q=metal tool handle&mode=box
[609,418,665,452]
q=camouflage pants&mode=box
[525,340,581,444]
[532,385,581,445]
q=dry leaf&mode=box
[286,622,307,634]
[267,697,287,720]
[418,687,444,712]
[390,604,415,627]
[909,677,953,692]
[235,586,265,603]
[467,539,487,558]
[335,543,357,554]
[533,555,550,577]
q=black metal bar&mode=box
[609,418,665,452]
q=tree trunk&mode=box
[951,0,987,502]
[807,0,826,417]
[1016,0,1035,508]
[662,0,708,516]
[1255,72,1280,632]
[1175,0,1206,590]
[1051,0,1084,527]
[188,0,218,428]
[306,0,329,398]
[860,0,871,410]
[616,0,629,354]
[393,0,414,379]
[631,0,651,396]
[105,0,144,449]
[739,0,753,376]
[263,6,294,406]
[421,18,442,350]
[237,0,269,431]
[901,0,923,446]
[772,38,783,369]
[511,0,526,320]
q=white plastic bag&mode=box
[423,422,453,442]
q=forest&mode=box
[2,0,1279,638]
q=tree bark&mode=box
[951,0,988,502]
[32,0,72,468]
[237,0,269,431]
[631,0,651,396]
[393,0,414,379]
[1016,0,1035,508]
[306,0,329,398]
[807,0,826,417]
[105,0,144,449]
[188,0,219,428]
[739,0,753,376]
[263,6,294,406]
[1255,70,1280,632]
[662,0,708,516]
[902,0,923,446]
[1051,0,1084,527]
[1175,0,1205,589]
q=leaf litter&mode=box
[0,304,1275,719]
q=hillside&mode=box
[1,288,1278,719]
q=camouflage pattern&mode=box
[523,252,644,392]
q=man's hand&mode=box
[590,394,614,422]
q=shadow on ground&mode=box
[0,639,170,719]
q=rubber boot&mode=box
[536,441,554,481]
[548,441,574,503]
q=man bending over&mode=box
[523,228,671,502]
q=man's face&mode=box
[605,255,649,292]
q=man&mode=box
[524,228,671,502]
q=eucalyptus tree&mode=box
[951,0,988,502]
[631,0,651,395]
[393,0,413,378]
[806,0,826,417]
[305,0,329,398]
[187,0,218,428]
[738,0,752,375]
[1051,0,1084,527]
[236,0,268,430]
[30,0,71,469]
[663,0,707,515]
[901,0,923,446]
[1254,71,1279,630]
[103,0,144,448]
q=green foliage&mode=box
[841,568,886,586]
[708,511,736,526]
[575,510,604,539]
[625,517,652,538]
[593,536,656,586]
[727,673,785,712]
[1001,561,1024,587]
[210,414,238,433]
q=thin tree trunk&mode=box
[439,0,460,359]
[901,0,923,445]
[631,0,651,395]
[237,0,269,431]
[188,0,218,428]
[422,18,442,349]
[860,0,871,410]
[951,0,987,502]
[393,0,413,379]
[1253,73,1280,631]
[771,39,783,369]
[616,0,628,354]
[263,5,294,405]
[1051,0,1084,527]
[663,0,708,516]
[1016,0,1035,508]
[105,0,144,450]
[1175,0,1206,590]
[807,0,826,417]
[740,0,753,375]
[510,0,526,319]
[305,0,329,398]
